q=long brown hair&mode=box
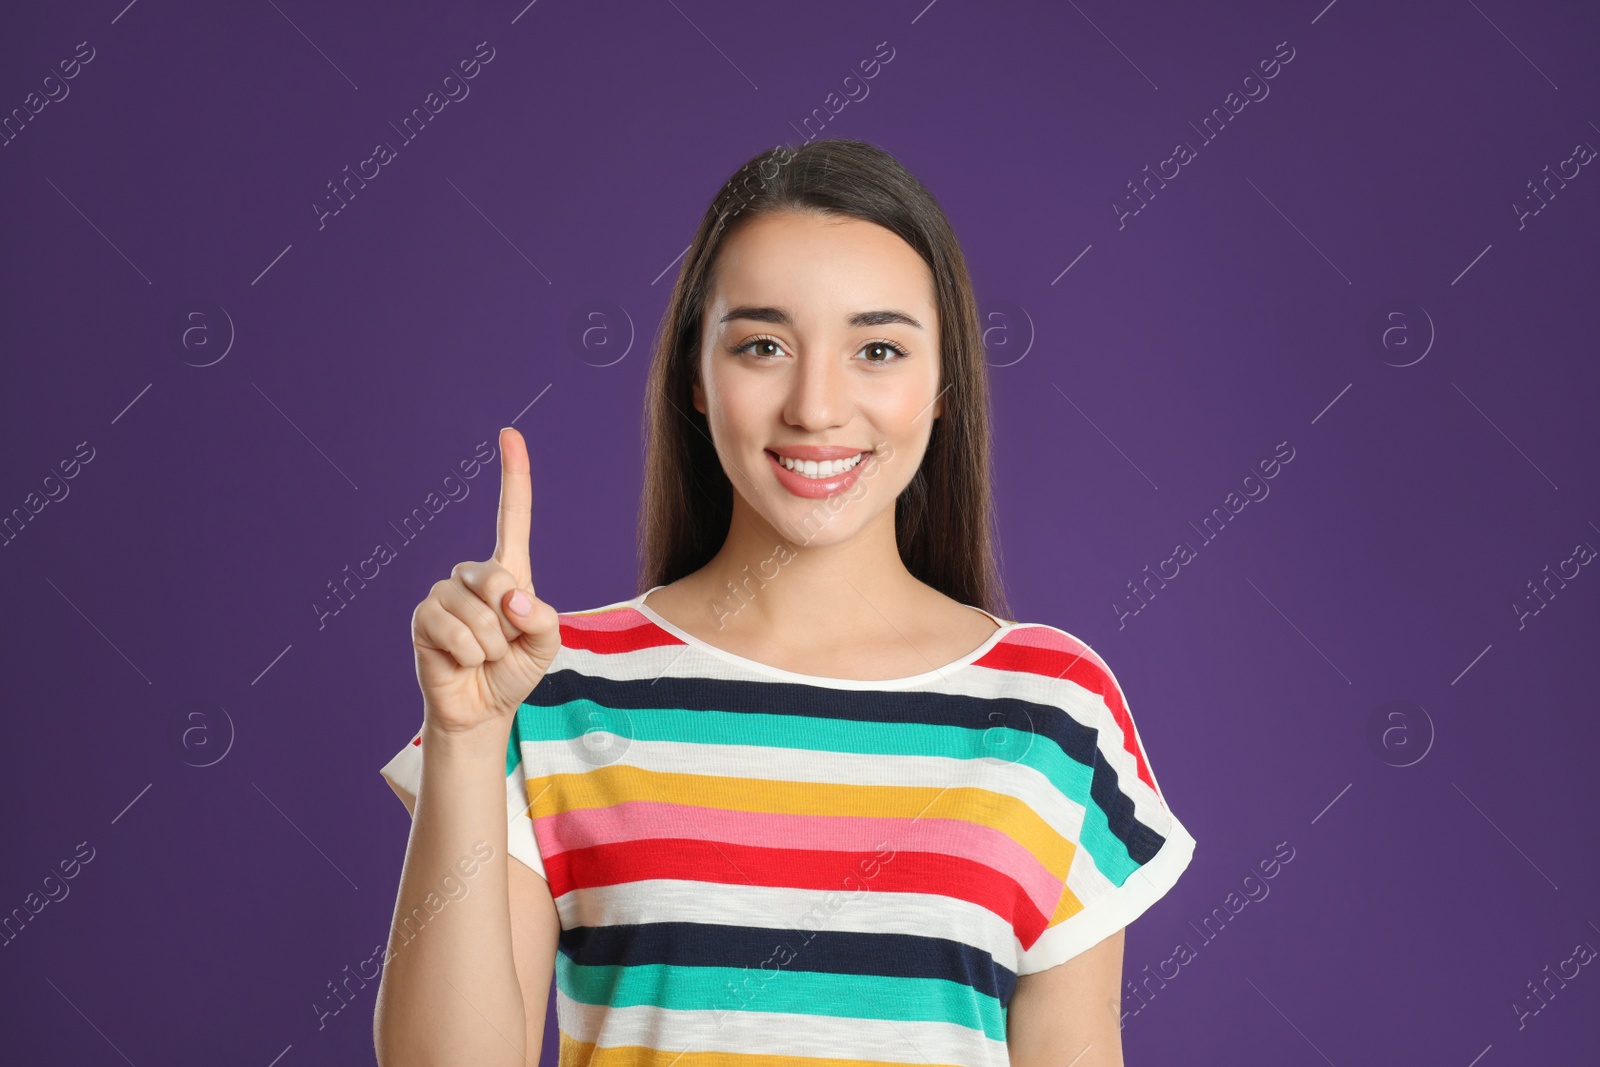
[636,137,1011,621]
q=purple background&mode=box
[3,0,1597,1063]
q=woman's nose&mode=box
[782,350,848,430]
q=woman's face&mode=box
[693,209,943,547]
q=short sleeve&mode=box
[378,715,547,882]
[1015,641,1196,974]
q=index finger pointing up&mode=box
[493,426,533,574]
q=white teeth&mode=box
[776,452,864,478]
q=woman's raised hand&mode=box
[411,427,562,734]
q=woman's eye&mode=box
[859,341,908,363]
[736,338,785,359]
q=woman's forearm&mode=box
[374,720,527,1067]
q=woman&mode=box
[375,138,1196,1066]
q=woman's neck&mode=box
[663,492,923,639]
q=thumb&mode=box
[502,587,561,663]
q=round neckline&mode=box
[631,585,1021,690]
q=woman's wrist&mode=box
[419,715,511,760]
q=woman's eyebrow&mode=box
[719,305,924,330]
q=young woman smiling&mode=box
[375,139,1196,1067]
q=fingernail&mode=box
[508,590,532,617]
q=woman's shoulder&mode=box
[987,615,1116,672]
[975,616,1135,717]
[554,592,648,621]
[547,590,661,652]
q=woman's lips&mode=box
[765,448,871,499]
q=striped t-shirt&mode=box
[380,587,1196,1065]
